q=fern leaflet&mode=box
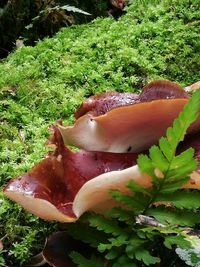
[70,252,104,267]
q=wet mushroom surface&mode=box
[59,80,200,153]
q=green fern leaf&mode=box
[98,235,128,253]
[166,104,197,155]
[170,148,195,169]
[147,206,200,226]
[134,249,160,265]
[65,221,108,247]
[166,161,197,182]
[159,137,173,162]
[164,235,190,250]
[70,252,104,267]
[137,154,155,177]
[112,255,137,267]
[105,248,120,260]
[127,180,151,195]
[159,177,190,193]
[110,190,149,212]
[155,191,200,209]
[149,145,169,172]
[110,207,135,224]
[86,213,124,237]
[125,238,146,259]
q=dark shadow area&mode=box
[0,0,127,58]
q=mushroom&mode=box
[4,126,200,222]
[43,232,76,267]
[58,80,200,153]
[4,126,138,222]
[24,232,76,267]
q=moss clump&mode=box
[0,0,199,265]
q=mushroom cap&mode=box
[43,232,76,267]
[4,127,138,222]
[59,80,195,153]
[75,92,139,119]
[59,98,191,153]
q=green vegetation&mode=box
[0,0,200,265]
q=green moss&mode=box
[0,0,199,265]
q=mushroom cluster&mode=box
[3,80,200,266]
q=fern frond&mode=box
[164,235,190,250]
[149,145,169,172]
[134,248,160,265]
[155,191,200,209]
[110,207,135,224]
[147,206,200,227]
[110,190,150,213]
[70,252,104,267]
[98,235,128,253]
[65,221,108,248]
[85,213,125,237]
[127,180,151,195]
[170,148,195,169]
[112,255,137,266]
[104,248,121,260]
[159,136,173,162]
[137,154,155,178]
[159,177,190,193]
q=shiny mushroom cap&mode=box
[59,80,197,153]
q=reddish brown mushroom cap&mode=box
[75,92,139,119]
[43,232,76,267]
[59,98,191,153]
[75,80,188,119]
[140,79,188,101]
[59,80,196,153]
[4,126,138,222]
